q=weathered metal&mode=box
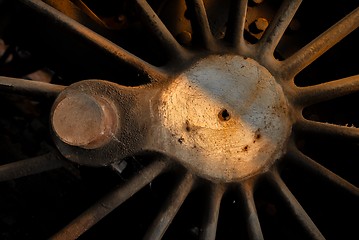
[0,0,358,239]
[52,92,118,149]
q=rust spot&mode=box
[242,145,249,151]
[178,137,184,144]
[185,120,191,132]
[255,129,261,140]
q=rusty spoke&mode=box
[294,75,359,106]
[0,152,66,182]
[286,145,359,197]
[71,0,106,27]
[282,6,359,79]
[229,0,248,53]
[18,0,167,81]
[143,172,195,240]
[199,184,224,240]
[239,181,264,240]
[295,118,359,142]
[51,160,169,240]
[188,0,216,50]
[135,0,188,61]
[0,76,65,98]
[258,0,302,58]
[268,171,325,239]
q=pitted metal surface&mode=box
[155,55,291,181]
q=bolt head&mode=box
[254,18,269,32]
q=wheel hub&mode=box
[158,55,291,182]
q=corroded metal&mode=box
[52,92,118,149]
[0,0,358,239]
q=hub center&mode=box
[157,55,291,182]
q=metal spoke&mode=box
[72,0,106,27]
[229,0,248,53]
[143,172,195,240]
[189,0,216,50]
[51,160,169,240]
[44,0,105,27]
[18,0,167,81]
[239,182,263,240]
[294,75,359,106]
[239,181,263,240]
[199,184,224,240]
[281,6,359,79]
[295,118,359,142]
[0,76,65,98]
[258,0,302,58]
[286,145,359,197]
[268,170,325,239]
[135,0,188,60]
[0,152,66,182]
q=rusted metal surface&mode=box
[151,55,291,182]
[0,0,358,239]
[52,92,118,149]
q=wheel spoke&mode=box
[51,159,169,240]
[281,6,359,79]
[0,152,66,182]
[0,76,65,98]
[295,118,359,142]
[71,0,106,27]
[258,0,302,58]
[239,181,264,240]
[188,0,216,50]
[268,170,325,239]
[44,0,105,28]
[135,0,188,60]
[228,0,248,53]
[18,0,167,81]
[286,145,359,197]
[199,184,224,240]
[294,75,359,106]
[143,172,195,240]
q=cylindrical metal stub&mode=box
[51,93,118,149]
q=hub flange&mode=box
[154,55,291,182]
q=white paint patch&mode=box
[153,55,291,182]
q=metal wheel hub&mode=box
[158,55,291,182]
